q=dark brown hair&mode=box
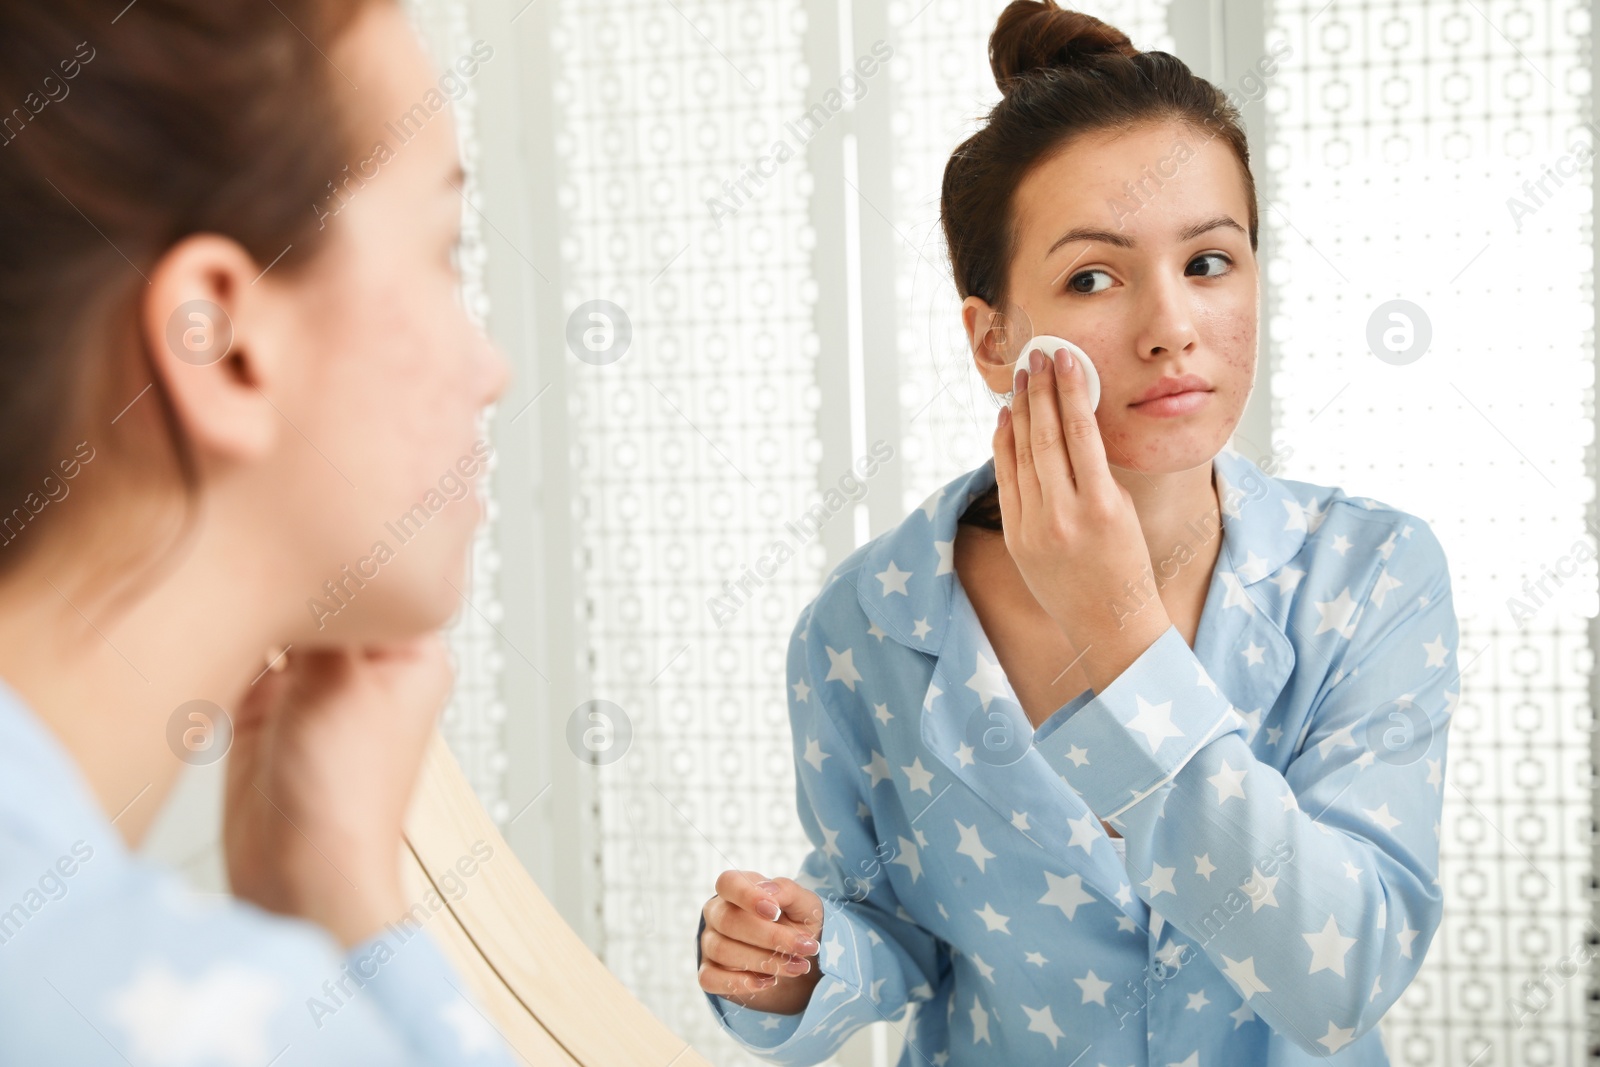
[942,0,1259,310]
[0,0,382,593]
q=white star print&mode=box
[1303,914,1358,976]
[1186,990,1211,1012]
[1194,660,1221,695]
[1396,921,1419,958]
[912,617,933,640]
[1270,566,1305,596]
[1425,757,1441,790]
[934,539,954,575]
[1067,812,1101,854]
[802,736,829,772]
[967,952,995,981]
[1370,567,1404,608]
[968,995,991,1044]
[1330,533,1352,555]
[1195,853,1216,880]
[874,702,893,725]
[861,750,892,787]
[1221,955,1271,998]
[875,561,911,596]
[792,677,811,702]
[1318,1020,1356,1053]
[954,820,996,872]
[1064,744,1090,768]
[817,820,842,859]
[1125,695,1184,750]
[1363,802,1402,832]
[1230,1000,1257,1028]
[954,742,975,768]
[1220,569,1257,615]
[1010,811,1031,832]
[1240,866,1280,911]
[1342,859,1363,882]
[824,645,862,690]
[1020,1003,1065,1048]
[1207,759,1248,804]
[1038,871,1095,920]
[1237,549,1271,582]
[967,650,1010,709]
[1241,641,1265,666]
[974,902,1011,933]
[901,757,935,794]
[919,488,944,520]
[1315,722,1359,759]
[822,932,845,968]
[1142,863,1176,897]
[1075,969,1111,1005]
[1025,950,1048,966]
[866,620,887,641]
[441,998,501,1055]
[1423,634,1449,668]
[107,963,283,1067]
[1265,725,1283,745]
[891,835,922,882]
[1312,587,1361,639]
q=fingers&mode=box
[992,404,1019,527]
[705,894,821,956]
[1021,345,1072,505]
[1050,345,1113,499]
[1008,361,1042,516]
[700,916,816,977]
[698,958,779,997]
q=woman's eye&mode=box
[1188,252,1232,277]
[1067,269,1112,295]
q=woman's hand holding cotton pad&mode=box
[1012,334,1099,413]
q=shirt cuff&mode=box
[1032,623,1245,821]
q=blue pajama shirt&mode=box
[699,446,1459,1066]
[0,676,521,1067]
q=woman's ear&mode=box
[139,234,285,465]
[961,295,1016,395]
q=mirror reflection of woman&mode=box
[698,3,1458,1063]
[0,2,520,1063]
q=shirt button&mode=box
[1152,961,1170,980]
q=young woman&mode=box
[0,2,519,1063]
[697,3,1457,1064]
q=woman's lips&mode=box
[1129,389,1213,417]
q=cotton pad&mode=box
[1014,334,1100,413]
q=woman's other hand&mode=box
[699,871,825,1015]
[993,345,1172,682]
[222,635,452,948]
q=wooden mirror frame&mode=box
[401,734,713,1065]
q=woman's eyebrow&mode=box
[1044,214,1247,258]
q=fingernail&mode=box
[756,880,780,892]
[998,404,1011,428]
[1027,347,1044,375]
[784,956,812,974]
[796,936,819,954]
[1013,366,1028,393]
[756,900,781,921]
[1055,346,1073,373]
[753,974,776,988]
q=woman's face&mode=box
[963,121,1258,476]
[266,3,510,642]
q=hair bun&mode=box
[989,1,1139,92]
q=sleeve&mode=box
[0,854,523,1067]
[699,601,951,1065]
[1031,518,1458,1058]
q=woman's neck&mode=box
[0,537,288,848]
